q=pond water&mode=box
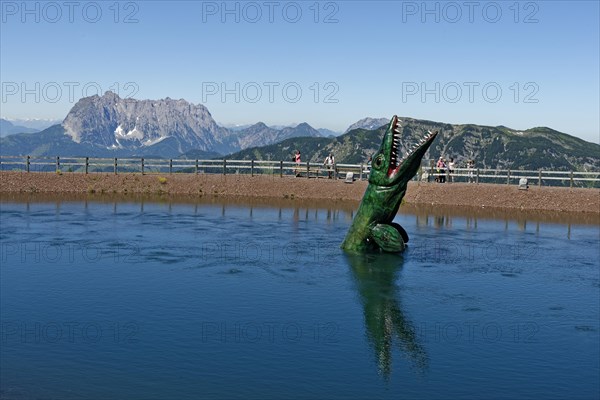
[1,196,598,399]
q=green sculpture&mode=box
[341,116,438,253]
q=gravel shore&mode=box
[0,172,598,214]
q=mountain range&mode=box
[228,118,600,171]
[1,92,328,158]
[1,92,598,172]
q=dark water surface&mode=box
[1,196,598,399]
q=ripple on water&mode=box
[220,268,243,275]
[113,212,136,217]
[144,256,182,265]
[29,212,55,217]
[67,221,86,226]
[575,325,597,332]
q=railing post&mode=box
[507,169,510,185]
[195,159,199,175]
[85,157,89,174]
[570,170,573,188]
[306,161,310,179]
[223,159,227,175]
[538,169,542,187]
[280,160,283,177]
[56,156,60,173]
[169,159,173,174]
[359,163,363,181]
[476,168,480,184]
[114,157,118,175]
[141,158,144,175]
[26,155,30,173]
[251,159,254,177]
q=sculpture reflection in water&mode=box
[345,253,428,377]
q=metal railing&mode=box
[0,156,369,180]
[0,155,598,188]
[422,166,600,188]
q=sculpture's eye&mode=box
[373,155,384,169]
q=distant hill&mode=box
[179,148,226,160]
[0,119,39,137]
[235,122,283,150]
[344,117,389,134]
[4,118,61,131]
[236,122,325,149]
[317,128,340,137]
[225,117,600,171]
[0,124,101,157]
[224,135,334,163]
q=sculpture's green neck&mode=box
[341,116,438,253]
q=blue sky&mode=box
[1,0,599,143]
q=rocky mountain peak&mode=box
[62,91,234,154]
[250,122,268,129]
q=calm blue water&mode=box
[1,197,599,399]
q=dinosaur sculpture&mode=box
[341,116,438,253]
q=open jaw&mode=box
[388,116,437,178]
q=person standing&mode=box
[324,153,335,179]
[448,157,455,183]
[436,157,446,183]
[467,158,475,183]
[294,150,301,177]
